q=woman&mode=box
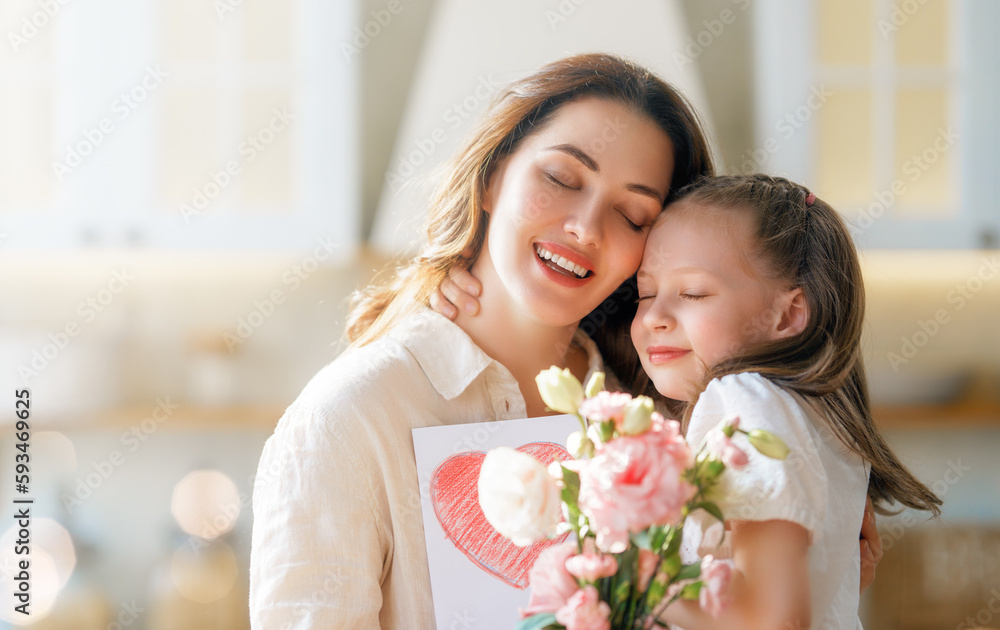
[250,53,714,629]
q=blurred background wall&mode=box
[0,0,998,628]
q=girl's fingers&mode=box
[860,498,883,562]
[449,266,482,298]
[441,275,479,316]
[429,289,457,320]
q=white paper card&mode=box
[413,414,579,629]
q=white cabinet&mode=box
[0,0,359,257]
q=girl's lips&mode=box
[646,346,690,364]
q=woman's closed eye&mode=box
[618,209,645,233]
[545,172,578,190]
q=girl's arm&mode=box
[659,519,811,630]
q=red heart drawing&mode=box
[430,442,572,589]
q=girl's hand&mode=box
[430,266,483,319]
[859,496,883,594]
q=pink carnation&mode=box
[579,391,632,424]
[555,586,611,630]
[699,555,733,618]
[565,552,618,582]
[520,541,579,617]
[577,419,695,552]
[706,430,749,469]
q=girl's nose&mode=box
[644,297,675,331]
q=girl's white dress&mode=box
[681,372,870,630]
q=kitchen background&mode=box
[0,0,998,628]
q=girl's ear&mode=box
[773,287,809,339]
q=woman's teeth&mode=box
[534,245,590,278]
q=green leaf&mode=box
[649,525,668,552]
[560,466,580,507]
[676,560,702,581]
[631,530,653,551]
[613,579,632,606]
[661,528,681,557]
[514,613,560,630]
[645,577,667,609]
[660,553,681,579]
[680,582,702,600]
[690,501,725,523]
[599,420,615,443]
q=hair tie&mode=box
[805,192,816,206]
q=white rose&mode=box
[478,447,562,546]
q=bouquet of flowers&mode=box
[477,367,790,630]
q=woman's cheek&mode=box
[526,183,561,220]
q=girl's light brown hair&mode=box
[672,173,941,516]
[346,53,714,349]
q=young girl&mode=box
[628,174,941,629]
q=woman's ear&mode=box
[482,157,509,216]
[773,287,809,339]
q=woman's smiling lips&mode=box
[645,346,690,364]
[533,241,596,288]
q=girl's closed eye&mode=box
[680,292,708,301]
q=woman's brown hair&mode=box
[671,174,941,516]
[346,53,714,349]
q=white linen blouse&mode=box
[249,309,606,629]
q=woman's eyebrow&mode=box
[545,144,665,205]
[546,144,598,171]
[626,183,666,206]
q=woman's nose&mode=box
[563,199,605,248]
